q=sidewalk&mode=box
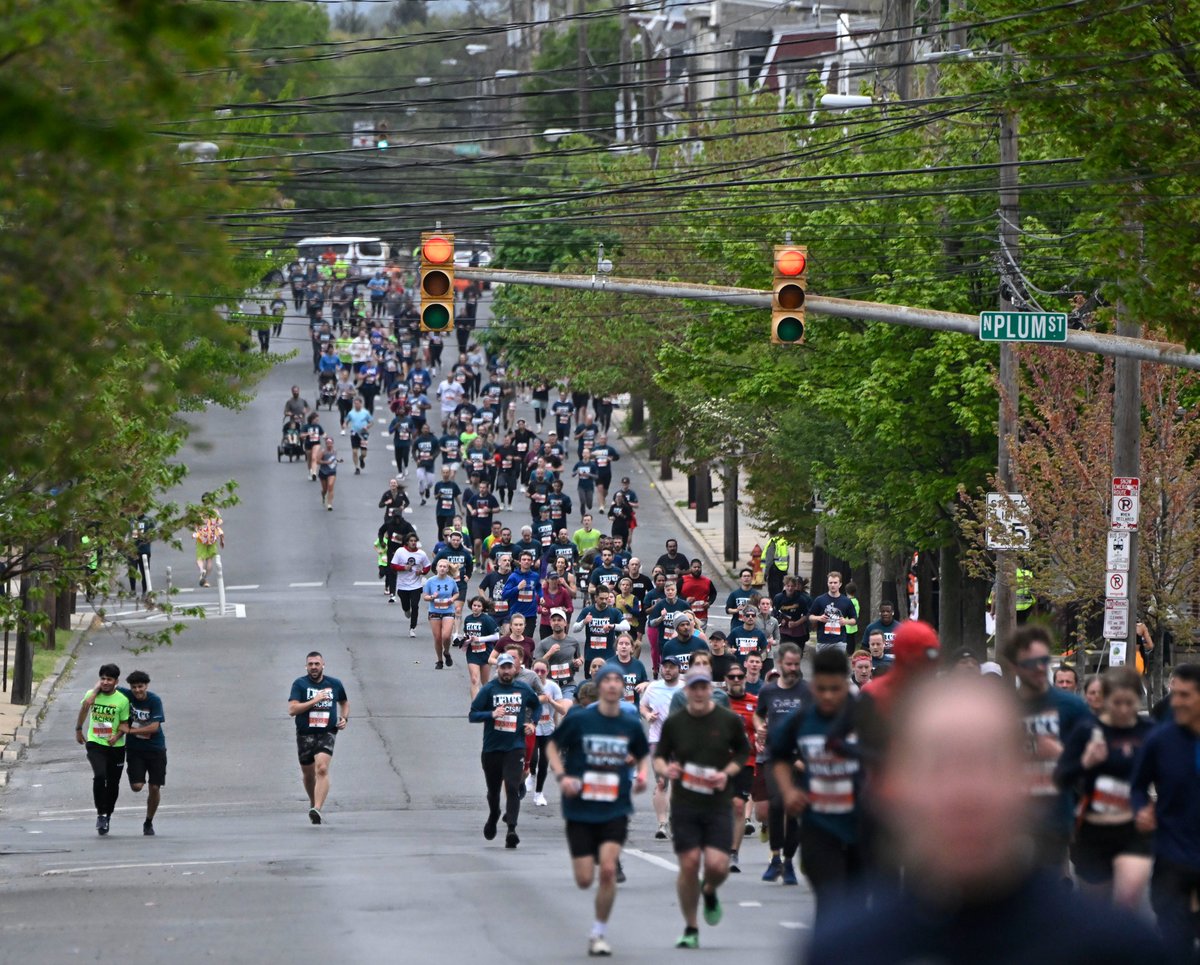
[0,610,96,784]
[616,425,811,585]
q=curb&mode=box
[619,432,737,582]
[0,620,94,786]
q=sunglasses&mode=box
[1018,655,1052,669]
[725,674,745,681]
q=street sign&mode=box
[1103,598,1129,639]
[985,492,1032,550]
[979,311,1068,343]
[1105,570,1128,599]
[1108,640,1127,667]
[1111,476,1140,531]
[1106,532,1131,571]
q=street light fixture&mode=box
[819,94,874,109]
[542,128,574,143]
[465,43,489,56]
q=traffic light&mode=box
[771,244,807,344]
[419,231,455,333]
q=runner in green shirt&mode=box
[75,663,131,836]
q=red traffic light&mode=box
[422,235,454,265]
[775,248,807,277]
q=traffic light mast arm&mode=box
[456,268,1200,370]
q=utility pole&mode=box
[577,0,590,132]
[993,108,1020,658]
[1113,304,1140,664]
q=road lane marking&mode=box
[36,801,262,819]
[353,581,379,586]
[624,848,678,872]
[226,584,260,590]
[739,901,762,907]
[289,581,324,587]
[780,922,809,930]
[43,859,241,877]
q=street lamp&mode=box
[465,43,489,56]
[819,94,874,109]
[542,128,574,143]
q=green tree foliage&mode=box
[0,0,274,641]
[964,0,1200,345]
[522,17,622,141]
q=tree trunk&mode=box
[854,561,872,638]
[917,551,938,626]
[56,532,74,630]
[722,462,739,564]
[695,462,711,523]
[42,585,56,651]
[939,542,963,650]
[629,394,644,434]
[11,574,32,704]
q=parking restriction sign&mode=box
[1106,533,1131,571]
[1111,477,1140,531]
[1103,598,1129,640]
[1105,570,1128,599]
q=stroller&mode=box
[318,372,337,411]
[278,417,304,462]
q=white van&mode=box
[295,236,391,275]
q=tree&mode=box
[959,342,1200,678]
[522,17,623,140]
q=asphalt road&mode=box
[0,296,815,963]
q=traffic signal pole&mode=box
[456,267,1200,371]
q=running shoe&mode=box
[702,888,723,926]
[326,504,333,512]
[505,830,520,849]
[483,813,499,840]
[409,629,417,638]
[143,821,155,836]
[674,932,699,950]
[354,467,360,475]
[388,595,396,603]
[761,855,783,882]
[655,823,669,840]
[444,652,453,667]
[95,815,104,834]
[534,792,548,807]
[744,820,755,835]
[308,807,322,825]
[616,861,626,884]
[729,851,740,873]
[434,661,444,670]
[525,774,535,795]
[781,859,799,886]
[587,936,612,957]
[98,815,110,835]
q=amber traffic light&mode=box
[771,244,807,344]
[420,232,455,332]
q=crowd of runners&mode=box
[70,265,1200,962]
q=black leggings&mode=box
[337,398,353,426]
[394,444,410,474]
[769,797,801,859]
[530,734,552,792]
[397,588,421,629]
[86,742,126,816]
[481,748,524,829]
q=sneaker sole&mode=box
[308,808,322,825]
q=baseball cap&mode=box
[661,655,682,667]
[549,607,568,619]
[685,667,713,686]
[496,654,516,668]
[621,476,630,484]
[981,661,1003,677]
[891,620,940,668]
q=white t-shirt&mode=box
[438,380,464,413]
[390,549,431,591]
[641,679,683,743]
[535,680,564,736]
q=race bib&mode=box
[518,587,533,603]
[809,777,854,814]
[435,597,452,607]
[825,619,841,635]
[1092,775,1132,815]
[92,720,113,741]
[681,763,718,794]
[309,710,330,729]
[470,640,487,653]
[495,712,517,733]
[738,638,757,656]
[550,665,571,680]
[581,771,620,802]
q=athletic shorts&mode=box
[732,765,754,801]
[751,765,769,803]
[296,731,337,765]
[1072,820,1153,883]
[670,803,733,855]
[126,747,167,787]
[350,433,365,449]
[566,817,629,859]
[195,542,218,561]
